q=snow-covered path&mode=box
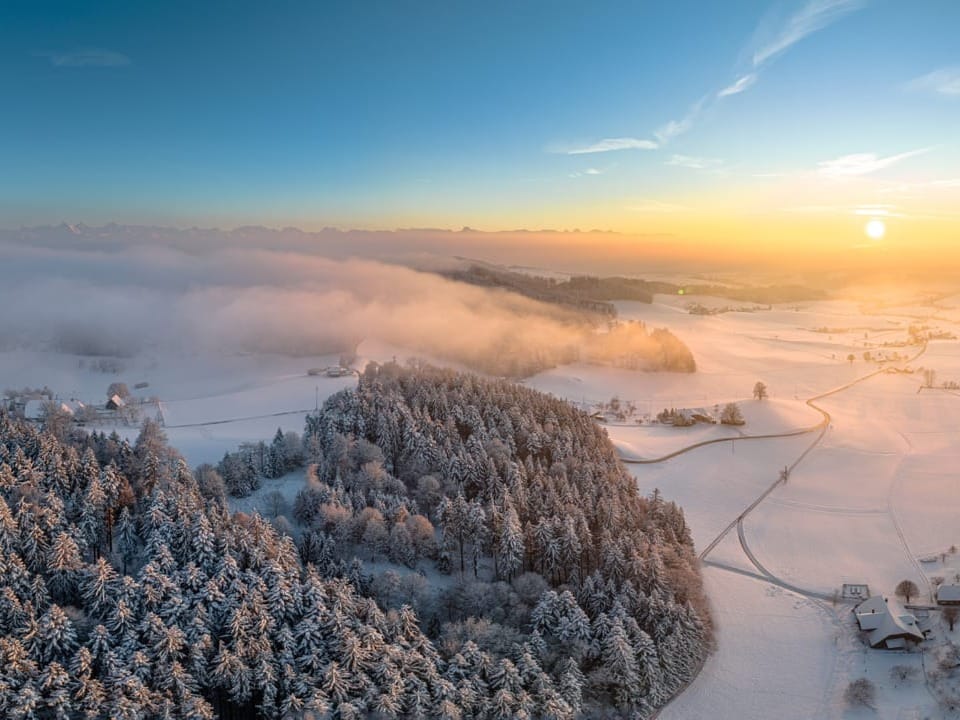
[550,295,959,720]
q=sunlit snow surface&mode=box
[525,293,960,720]
[3,290,960,718]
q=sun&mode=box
[865,218,886,240]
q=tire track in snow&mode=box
[644,341,928,719]
[698,342,927,562]
[163,408,313,428]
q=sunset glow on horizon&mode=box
[2,5,960,718]
[1,1,957,271]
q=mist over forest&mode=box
[0,224,695,376]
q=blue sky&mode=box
[2,0,958,233]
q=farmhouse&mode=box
[106,394,126,410]
[23,399,47,421]
[854,595,925,649]
[691,409,718,424]
[23,399,80,421]
[937,584,960,606]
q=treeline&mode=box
[0,413,555,719]
[443,263,826,309]
[300,361,711,716]
[0,360,709,718]
[441,265,621,315]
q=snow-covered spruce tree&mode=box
[299,361,711,716]
[0,412,545,718]
[0,359,708,718]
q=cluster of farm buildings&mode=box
[850,582,960,650]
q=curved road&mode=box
[638,341,928,719]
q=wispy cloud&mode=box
[752,0,865,68]
[853,204,904,217]
[665,154,723,170]
[718,73,757,98]
[564,137,658,155]
[879,177,960,194]
[40,48,131,67]
[568,168,604,178]
[554,0,864,158]
[784,203,906,217]
[818,148,932,176]
[654,1,864,143]
[654,98,707,145]
[905,67,960,97]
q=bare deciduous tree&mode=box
[890,665,918,685]
[720,402,744,426]
[896,579,919,604]
[263,489,287,518]
[844,678,876,709]
[944,607,959,632]
[753,381,768,401]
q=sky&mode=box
[1,0,958,265]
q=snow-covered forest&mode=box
[0,361,708,719]
[298,362,710,715]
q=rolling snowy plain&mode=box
[2,288,959,719]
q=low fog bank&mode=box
[0,224,604,373]
[0,223,683,278]
[3,222,954,283]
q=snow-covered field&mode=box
[3,287,959,718]
[526,292,960,719]
[0,349,356,465]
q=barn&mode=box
[937,584,960,606]
[854,596,925,649]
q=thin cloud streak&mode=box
[906,67,960,97]
[654,98,706,145]
[568,168,604,178]
[651,1,864,145]
[818,148,932,177]
[554,0,864,158]
[752,0,865,68]
[565,137,658,154]
[665,154,723,170]
[878,177,960,194]
[783,203,905,218]
[718,73,757,97]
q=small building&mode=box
[842,583,871,601]
[24,399,81,422]
[937,584,960,606]
[691,409,718,424]
[106,394,126,411]
[23,399,46,421]
[854,595,925,649]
